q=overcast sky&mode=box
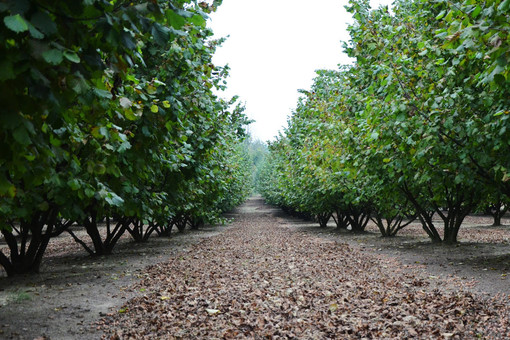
[209,0,393,142]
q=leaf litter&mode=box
[100,198,510,339]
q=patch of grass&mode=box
[11,290,31,303]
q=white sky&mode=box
[209,0,393,142]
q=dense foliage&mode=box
[259,0,510,243]
[0,0,252,276]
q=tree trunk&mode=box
[79,209,127,255]
[126,218,154,242]
[189,217,205,230]
[417,213,442,243]
[493,213,502,227]
[491,200,507,226]
[332,209,350,229]
[316,212,332,228]
[175,214,188,232]
[0,208,60,276]
[372,214,389,237]
[401,182,442,242]
[433,185,476,245]
[346,204,370,232]
[83,210,106,255]
[155,219,174,237]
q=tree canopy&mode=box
[258,0,510,244]
[0,0,252,275]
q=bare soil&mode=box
[1,196,510,339]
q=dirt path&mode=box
[2,196,510,339]
[101,197,510,339]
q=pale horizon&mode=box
[209,0,393,142]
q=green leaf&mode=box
[85,188,95,198]
[24,153,36,161]
[94,164,106,175]
[497,56,507,67]
[124,109,140,121]
[152,23,170,45]
[63,51,80,63]
[0,175,16,198]
[91,126,104,139]
[105,193,124,207]
[13,126,31,145]
[93,88,112,99]
[147,85,157,94]
[151,105,159,113]
[4,14,29,33]
[445,10,453,21]
[190,14,206,28]
[49,134,62,146]
[28,23,44,39]
[67,179,81,191]
[435,10,446,20]
[168,27,187,37]
[472,5,482,18]
[42,49,63,65]
[498,0,510,12]
[118,141,131,152]
[166,9,186,29]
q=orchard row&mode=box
[258,0,510,244]
[0,0,252,276]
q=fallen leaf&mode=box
[205,308,221,315]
